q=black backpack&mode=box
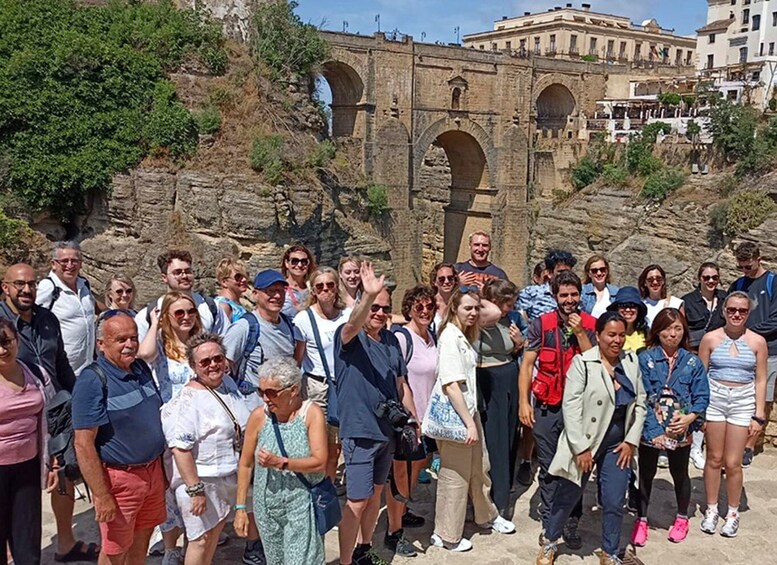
[42,276,92,311]
[46,364,107,495]
[390,324,438,365]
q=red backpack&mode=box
[532,310,596,406]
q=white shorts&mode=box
[174,474,241,540]
[706,379,755,428]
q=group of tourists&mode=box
[0,233,772,565]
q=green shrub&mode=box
[686,119,701,140]
[366,184,389,215]
[249,135,286,185]
[195,106,222,135]
[682,95,696,108]
[641,122,672,143]
[581,54,598,62]
[570,156,601,189]
[601,163,629,187]
[736,135,776,177]
[0,0,226,219]
[0,207,28,248]
[724,190,777,236]
[709,99,758,162]
[640,168,685,201]
[307,139,336,168]
[708,201,728,244]
[251,0,330,82]
[717,174,739,197]
[658,92,682,107]
[626,140,662,176]
[770,97,777,112]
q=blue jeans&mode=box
[545,442,630,555]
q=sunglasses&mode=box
[171,307,198,321]
[413,302,436,313]
[701,275,719,282]
[370,304,391,314]
[314,281,336,292]
[288,257,310,267]
[113,288,134,296]
[458,285,480,294]
[617,303,640,311]
[646,276,664,284]
[737,263,757,271]
[258,384,292,399]
[726,307,749,316]
[436,275,456,284]
[589,267,608,275]
[233,273,248,282]
[5,279,37,291]
[98,309,135,322]
[196,354,225,369]
[170,268,193,278]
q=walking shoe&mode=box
[657,453,669,468]
[417,468,432,484]
[335,477,347,497]
[431,454,441,474]
[516,460,533,486]
[720,512,740,538]
[479,514,516,534]
[242,539,267,565]
[562,516,582,550]
[599,553,623,565]
[148,532,165,556]
[402,510,426,528]
[700,509,719,534]
[626,484,639,513]
[217,531,229,546]
[668,516,689,543]
[430,533,473,552]
[353,545,390,565]
[630,518,648,547]
[690,448,706,471]
[161,549,183,565]
[742,448,754,468]
[535,538,557,565]
[384,529,417,557]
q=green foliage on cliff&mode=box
[249,135,286,185]
[640,168,685,201]
[723,190,777,236]
[570,156,601,190]
[366,184,389,216]
[709,100,759,164]
[0,0,226,220]
[251,0,330,82]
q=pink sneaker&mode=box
[668,516,690,543]
[631,519,648,547]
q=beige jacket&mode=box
[549,346,646,486]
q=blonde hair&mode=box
[338,254,363,297]
[301,267,346,310]
[438,288,480,344]
[103,273,136,310]
[159,292,202,361]
[215,257,247,285]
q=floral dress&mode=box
[253,401,324,565]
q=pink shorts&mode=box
[100,458,166,555]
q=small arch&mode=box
[536,83,576,137]
[321,60,365,138]
[451,87,462,110]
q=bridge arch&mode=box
[532,74,579,137]
[320,60,365,138]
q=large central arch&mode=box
[321,60,364,138]
[536,83,576,136]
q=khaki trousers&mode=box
[433,413,498,543]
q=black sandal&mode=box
[54,540,100,562]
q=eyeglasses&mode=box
[288,257,310,267]
[617,303,640,311]
[436,275,456,284]
[589,267,608,275]
[737,263,757,271]
[726,307,749,316]
[314,281,336,292]
[413,302,436,313]
[113,288,134,296]
[170,268,193,278]
[701,275,719,282]
[171,307,198,321]
[370,304,391,314]
[233,273,248,282]
[196,354,225,369]
[0,334,17,348]
[53,258,81,266]
[258,384,292,399]
[4,280,37,291]
[646,276,664,284]
[458,285,480,294]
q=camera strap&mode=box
[198,379,243,453]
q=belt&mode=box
[305,373,327,383]
[104,459,158,472]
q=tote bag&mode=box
[421,380,468,443]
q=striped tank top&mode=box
[708,335,756,385]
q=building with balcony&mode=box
[696,0,777,107]
[462,2,697,69]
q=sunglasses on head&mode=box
[589,267,607,275]
[726,306,749,316]
[98,309,135,322]
[171,307,198,321]
[413,302,435,313]
[701,275,719,282]
[436,275,456,284]
[314,281,336,292]
[458,285,480,294]
[370,304,391,314]
[196,354,225,369]
[258,384,292,399]
[288,257,310,267]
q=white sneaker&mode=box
[690,449,706,471]
[161,548,183,565]
[720,513,740,537]
[657,454,669,468]
[430,533,473,552]
[479,515,516,534]
[700,509,719,534]
[148,527,164,556]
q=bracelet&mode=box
[752,415,766,426]
[185,482,205,497]
[234,504,247,511]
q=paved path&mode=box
[41,450,777,564]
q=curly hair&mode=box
[544,249,577,273]
[551,270,582,294]
[401,284,437,321]
[157,250,192,274]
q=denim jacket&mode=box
[580,283,620,315]
[638,347,710,442]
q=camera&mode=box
[375,399,412,431]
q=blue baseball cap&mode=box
[253,269,288,290]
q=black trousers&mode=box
[637,444,692,518]
[0,456,41,565]
[533,404,583,530]
[478,362,519,514]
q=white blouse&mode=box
[436,324,478,415]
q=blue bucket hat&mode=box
[253,269,288,290]
[607,286,647,321]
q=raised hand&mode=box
[360,261,385,297]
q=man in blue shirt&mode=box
[73,311,166,564]
[455,231,508,288]
[518,249,577,321]
[334,262,417,565]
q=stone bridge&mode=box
[320,31,612,287]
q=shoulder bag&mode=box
[306,309,339,427]
[200,381,244,454]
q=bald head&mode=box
[97,313,139,371]
[2,263,37,313]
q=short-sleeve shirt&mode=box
[436,324,478,415]
[396,328,437,420]
[222,311,300,387]
[293,307,350,378]
[71,357,165,466]
[334,327,407,441]
[518,283,557,321]
[526,311,597,352]
[643,295,684,328]
[454,261,508,287]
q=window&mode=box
[607,39,614,57]
[753,14,761,30]
[770,42,775,55]
[686,51,693,65]
[731,0,736,4]
[534,37,541,54]
[773,12,777,26]
[505,41,512,50]
[589,37,597,55]
[761,42,765,56]
[549,34,556,52]
[676,49,683,64]
[707,54,715,68]
[491,42,498,51]
[479,44,485,50]
[635,42,642,60]
[742,9,749,25]
[570,34,578,52]
[709,33,716,44]
[740,46,748,63]
[451,88,461,110]
[619,41,627,56]
[520,38,527,50]
[753,70,761,81]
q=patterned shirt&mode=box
[517,282,556,321]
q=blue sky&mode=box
[295,0,709,43]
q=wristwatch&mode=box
[752,415,766,426]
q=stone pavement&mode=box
[40,450,777,564]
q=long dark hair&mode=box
[647,308,689,350]
[638,264,667,299]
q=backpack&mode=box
[43,276,92,311]
[233,311,294,393]
[390,324,438,365]
[145,292,219,327]
[532,310,596,406]
[733,272,775,301]
[47,363,107,495]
